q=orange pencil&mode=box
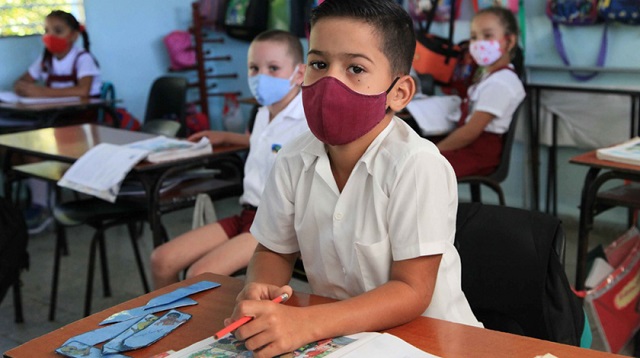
[214,293,290,339]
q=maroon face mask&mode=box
[42,34,71,54]
[302,76,399,146]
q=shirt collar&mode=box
[299,117,397,174]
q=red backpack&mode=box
[163,31,196,71]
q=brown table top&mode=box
[3,273,624,358]
[570,149,640,174]
[0,123,247,170]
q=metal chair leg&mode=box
[96,228,111,297]
[84,233,100,317]
[12,274,24,323]
[127,223,150,293]
[49,223,65,321]
[470,184,482,203]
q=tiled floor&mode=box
[0,196,636,356]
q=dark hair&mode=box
[310,0,415,76]
[474,6,519,56]
[253,29,304,66]
[41,10,92,72]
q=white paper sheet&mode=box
[58,143,149,203]
[0,90,80,104]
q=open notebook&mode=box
[58,137,212,202]
[0,91,80,104]
[166,332,438,358]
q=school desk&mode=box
[0,123,247,247]
[2,272,623,357]
[526,80,640,215]
[570,149,640,290]
[0,97,119,128]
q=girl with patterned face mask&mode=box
[434,6,525,178]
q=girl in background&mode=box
[436,6,525,177]
[14,10,101,98]
[13,10,102,235]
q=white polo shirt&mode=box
[28,47,102,96]
[464,65,525,134]
[252,117,481,327]
[240,91,309,207]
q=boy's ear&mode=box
[387,75,415,112]
[294,63,306,85]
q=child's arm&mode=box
[436,110,495,151]
[14,75,95,98]
[14,72,35,87]
[230,253,440,358]
[187,131,250,146]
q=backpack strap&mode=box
[552,22,608,82]
[45,50,93,87]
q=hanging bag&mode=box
[598,0,640,25]
[579,227,640,353]
[163,31,196,71]
[413,0,461,85]
[546,0,607,81]
[225,0,269,42]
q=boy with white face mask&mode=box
[150,30,309,289]
[436,6,525,177]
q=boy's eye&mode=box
[348,65,365,74]
[248,65,258,73]
[309,61,326,70]
[269,65,280,72]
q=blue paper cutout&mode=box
[103,310,190,354]
[143,281,220,310]
[102,314,159,354]
[99,297,197,325]
[56,340,130,358]
[63,319,138,346]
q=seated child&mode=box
[436,6,525,177]
[11,10,101,234]
[224,1,481,357]
[150,30,309,289]
[14,10,101,98]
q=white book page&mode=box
[0,90,80,104]
[58,143,149,202]
[333,332,438,358]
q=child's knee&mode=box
[150,246,173,275]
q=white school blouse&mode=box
[28,47,102,96]
[463,65,525,134]
[252,117,482,327]
[240,91,309,207]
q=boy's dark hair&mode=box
[42,10,93,72]
[254,29,304,66]
[310,0,415,76]
[475,6,519,56]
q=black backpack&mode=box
[224,0,269,42]
[0,197,29,307]
[455,203,585,346]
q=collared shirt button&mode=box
[334,212,343,221]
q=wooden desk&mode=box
[526,82,640,214]
[3,273,624,357]
[0,98,118,128]
[570,150,640,290]
[0,124,247,247]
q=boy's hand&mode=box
[187,130,227,145]
[231,297,311,357]
[234,282,291,302]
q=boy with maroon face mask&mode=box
[226,1,481,357]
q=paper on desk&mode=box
[57,143,149,203]
[0,90,80,104]
[100,297,198,325]
[126,136,212,163]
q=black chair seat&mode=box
[53,199,146,226]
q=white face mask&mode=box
[469,40,503,66]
